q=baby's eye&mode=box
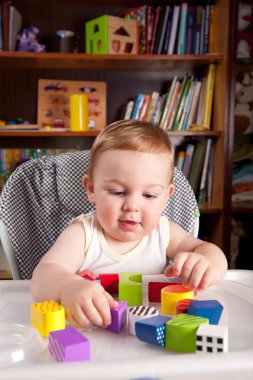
[143,193,156,199]
[109,190,125,196]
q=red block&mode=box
[148,280,180,303]
[99,273,119,294]
[78,269,97,281]
[176,299,193,315]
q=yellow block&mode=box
[31,301,65,337]
[70,94,88,131]
[161,285,194,315]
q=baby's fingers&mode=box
[197,266,215,291]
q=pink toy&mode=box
[79,269,98,280]
[49,327,90,362]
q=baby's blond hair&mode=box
[88,120,174,182]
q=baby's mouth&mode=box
[119,220,139,230]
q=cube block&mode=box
[49,327,90,362]
[196,324,228,353]
[99,273,119,294]
[187,300,223,325]
[128,305,158,335]
[161,284,194,315]
[165,313,209,352]
[107,301,127,333]
[119,272,142,306]
[148,278,182,302]
[135,315,172,347]
[31,300,65,337]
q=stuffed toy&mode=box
[237,3,253,58]
[235,70,253,133]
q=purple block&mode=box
[107,301,127,333]
[49,327,90,362]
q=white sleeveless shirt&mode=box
[73,211,170,276]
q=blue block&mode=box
[135,315,171,347]
[187,300,223,325]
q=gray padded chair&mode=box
[0,150,199,280]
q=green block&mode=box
[165,314,209,352]
[119,272,142,306]
[85,15,109,54]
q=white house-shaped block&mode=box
[196,324,228,353]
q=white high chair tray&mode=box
[0,270,253,380]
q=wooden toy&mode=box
[128,305,158,335]
[31,300,65,338]
[85,15,138,55]
[98,273,119,294]
[107,301,127,334]
[176,299,193,315]
[119,272,142,306]
[187,300,223,325]
[148,277,182,302]
[135,315,172,347]
[196,324,228,353]
[78,269,97,280]
[161,284,195,315]
[49,326,90,362]
[165,314,209,352]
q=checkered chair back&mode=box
[0,150,199,279]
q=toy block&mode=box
[107,301,127,333]
[165,313,209,352]
[161,284,195,315]
[196,324,228,353]
[128,305,158,335]
[135,315,172,347]
[176,299,193,315]
[49,327,90,362]
[148,278,182,303]
[78,269,97,280]
[31,301,65,338]
[98,273,119,294]
[85,15,138,55]
[119,272,142,306]
[187,300,223,325]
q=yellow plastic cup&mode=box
[70,94,88,131]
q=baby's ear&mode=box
[167,183,175,199]
[82,175,95,204]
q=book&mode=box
[177,3,188,55]
[208,5,215,53]
[203,3,211,53]
[172,76,192,130]
[193,6,203,54]
[188,139,208,194]
[131,93,145,120]
[144,91,159,121]
[146,6,155,54]
[8,4,22,51]
[194,77,206,127]
[161,6,173,54]
[176,150,186,171]
[169,75,187,130]
[156,6,171,55]
[182,143,195,177]
[154,94,165,124]
[151,95,162,124]
[198,138,212,203]
[167,5,180,54]
[159,75,178,129]
[165,80,181,130]
[202,63,216,129]
[152,6,167,54]
[180,79,196,130]
[186,7,195,54]
[124,5,147,54]
[123,100,134,120]
[199,7,205,54]
[150,6,161,54]
[138,94,150,120]
[186,80,202,129]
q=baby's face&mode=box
[86,150,174,243]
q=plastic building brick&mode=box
[187,300,224,325]
[49,326,90,362]
[161,284,195,315]
[119,272,142,306]
[176,299,193,315]
[148,278,182,302]
[196,324,228,353]
[78,269,98,280]
[107,301,127,333]
[99,273,119,294]
[135,315,172,347]
[128,305,158,335]
[165,313,209,352]
[31,300,65,337]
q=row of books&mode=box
[0,0,22,51]
[122,2,214,55]
[122,63,216,131]
[0,148,78,190]
[175,138,213,204]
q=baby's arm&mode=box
[30,222,117,327]
[165,221,227,291]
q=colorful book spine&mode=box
[159,75,178,129]
[144,91,159,121]
[123,100,134,120]
[193,6,203,54]
[177,3,188,55]
[169,75,187,130]
[167,5,180,54]
[186,7,195,54]
[161,6,172,54]
[182,143,195,178]
[186,80,202,129]
[139,95,150,120]
[150,6,161,54]
[181,80,196,130]
[203,64,216,129]
[188,139,208,194]
[176,151,186,171]
[151,95,162,124]
[157,6,171,54]
[124,5,147,54]
[172,76,192,130]
[132,93,145,120]
[165,80,181,130]
[198,138,212,203]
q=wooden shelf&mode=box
[0,130,221,137]
[232,202,253,213]
[0,52,223,70]
[199,204,223,214]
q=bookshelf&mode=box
[0,0,234,260]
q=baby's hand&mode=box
[164,252,217,291]
[60,278,118,328]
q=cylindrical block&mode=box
[70,94,88,131]
[161,285,194,315]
